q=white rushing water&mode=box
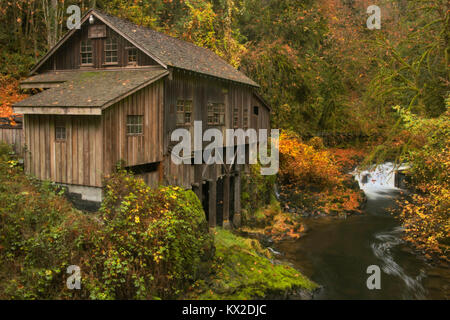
[354,163,426,299]
[353,162,409,200]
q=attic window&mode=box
[176,100,192,126]
[80,40,93,65]
[253,106,259,115]
[55,121,66,140]
[207,103,225,126]
[127,115,143,135]
[127,47,138,65]
[105,37,118,64]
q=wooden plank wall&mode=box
[102,80,164,175]
[163,157,195,188]
[164,70,266,186]
[251,96,271,131]
[24,114,102,187]
[137,171,160,189]
[39,22,157,72]
[0,127,23,155]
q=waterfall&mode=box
[352,162,409,200]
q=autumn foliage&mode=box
[395,106,450,261]
[279,132,341,188]
[0,152,213,299]
[278,132,364,215]
[0,77,27,121]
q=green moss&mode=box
[78,71,100,79]
[188,229,317,300]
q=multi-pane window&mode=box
[126,115,143,135]
[105,37,118,63]
[176,100,193,126]
[127,47,138,65]
[80,40,93,65]
[55,121,66,140]
[233,107,239,128]
[243,107,249,128]
[207,103,225,126]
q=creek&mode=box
[276,163,449,299]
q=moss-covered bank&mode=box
[185,228,318,300]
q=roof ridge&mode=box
[29,8,258,87]
[92,9,258,87]
[93,9,207,51]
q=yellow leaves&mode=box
[398,179,450,260]
[134,216,140,224]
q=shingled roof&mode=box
[15,68,168,108]
[31,9,258,88]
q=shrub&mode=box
[308,136,325,150]
[277,132,363,215]
[0,154,213,299]
[97,169,213,299]
[278,131,342,189]
[0,142,97,299]
[396,106,450,260]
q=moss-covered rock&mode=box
[185,229,318,300]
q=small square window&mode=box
[55,121,66,140]
[176,100,193,126]
[127,115,143,135]
[128,47,138,65]
[207,102,225,126]
[105,36,118,64]
[81,40,93,65]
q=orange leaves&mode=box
[278,132,364,216]
[0,78,28,119]
[279,132,342,188]
[263,211,304,241]
[328,147,366,172]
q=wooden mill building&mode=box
[13,9,270,228]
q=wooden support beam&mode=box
[158,161,164,183]
[208,179,217,228]
[192,182,202,204]
[233,166,241,227]
[223,174,231,229]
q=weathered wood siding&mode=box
[24,114,103,187]
[103,80,164,175]
[163,70,270,187]
[0,127,23,155]
[251,95,270,131]
[39,22,157,72]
